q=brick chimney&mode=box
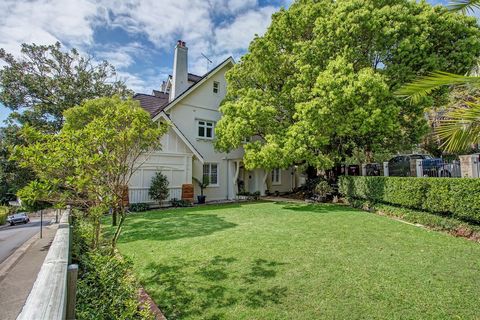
[170,40,188,101]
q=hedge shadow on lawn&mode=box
[278,202,359,213]
[143,256,288,319]
[119,211,238,243]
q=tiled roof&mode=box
[133,93,169,117]
[152,90,169,98]
[167,73,203,83]
[187,73,202,83]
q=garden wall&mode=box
[339,176,480,224]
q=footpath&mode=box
[0,222,58,320]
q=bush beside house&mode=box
[0,206,9,225]
[339,176,480,224]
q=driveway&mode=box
[0,218,51,264]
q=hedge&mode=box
[339,176,480,224]
[71,217,153,320]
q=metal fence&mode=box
[420,159,461,178]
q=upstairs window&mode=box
[198,120,214,139]
[213,81,219,94]
[203,163,218,185]
[271,168,281,185]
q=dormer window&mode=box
[198,120,214,139]
[213,81,219,94]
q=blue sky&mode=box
[0,0,463,125]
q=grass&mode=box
[107,201,480,319]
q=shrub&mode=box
[148,172,169,204]
[0,206,8,225]
[72,218,153,320]
[315,181,333,198]
[171,198,192,207]
[339,176,480,223]
[129,203,150,212]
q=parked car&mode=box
[7,212,30,226]
[388,154,459,177]
[388,154,432,177]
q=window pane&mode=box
[203,164,209,178]
[199,121,205,126]
[206,127,212,138]
[206,122,213,127]
[198,126,205,137]
[211,164,218,184]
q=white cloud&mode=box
[214,6,276,54]
[0,0,283,92]
[0,0,97,56]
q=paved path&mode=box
[0,222,57,320]
[0,218,51,264]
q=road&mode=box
[0,218,50,264]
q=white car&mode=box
[6,212,30,226]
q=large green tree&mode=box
[0,42,131,132]
[13,96,167,249]
[215,0,480,170]
[0,42,132,203]
[396,0,480,153]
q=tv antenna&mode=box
[201,53,213,71]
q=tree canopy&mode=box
[0,42,131,133]
[215,0,480,170]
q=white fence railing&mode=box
[129,187,182,204]
[17,210,73,320]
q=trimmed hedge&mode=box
[339,176,480,224]
[72,218,153,320]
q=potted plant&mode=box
[193,176,209,204]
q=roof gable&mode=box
[152,57,235,121]
[157,112,204,163]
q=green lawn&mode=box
[111,202,480,319]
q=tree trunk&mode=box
[112,207,117,226]
[111,210,126,254]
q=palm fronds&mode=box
[436,101,480,152]
[448,0,480,14]
[395,71,480,103]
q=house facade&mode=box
[129,41,301,203]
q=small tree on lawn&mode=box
[149,172,169,205]
[13,96,168,250]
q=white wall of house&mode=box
[166,62,245,201]
[267,167,295,194]
[131,47,300,203]
[129,126,194,203]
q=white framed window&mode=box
[203,163,218,186]
[197,120,214,139]
[213,81,219,94]
[271,168,281,185]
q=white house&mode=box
[129,41,300,203]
